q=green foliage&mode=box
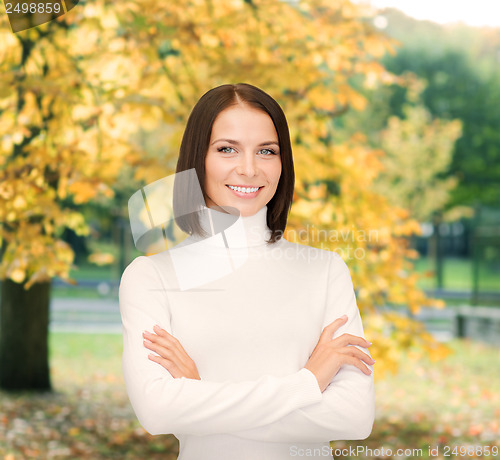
[377,8,500,208]
[372,79,462,222]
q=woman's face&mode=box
[204,104,282,217]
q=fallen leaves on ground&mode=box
[0,337,499,459]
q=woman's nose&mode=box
[235,152,257,177]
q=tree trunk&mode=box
[0,278,52,391]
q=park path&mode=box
[50,297,459,342]
[50,297,122,334]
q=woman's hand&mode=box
[304,315,374,393]
[143,325,201,380]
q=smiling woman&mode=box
[173,83,296,244]
[204,104,282,215]
[119,83,375,460]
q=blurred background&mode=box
[0,0,499,458]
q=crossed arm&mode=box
[119,254,374,441]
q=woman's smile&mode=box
[225,184,264,198]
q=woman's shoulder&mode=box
[121,251,175,281]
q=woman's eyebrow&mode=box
[210,138,279,147]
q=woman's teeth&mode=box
[227,185,261,194]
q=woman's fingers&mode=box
[335,345,375,365]
[153,324,173,340]
[148,352,171,367]
[143,328,181,377]
[143,327,178,360]
[331,333,372,349]
[143,337,172,358]
[340,354,373,375]
[319,317,372,350]
[147,353,182,378]
[143,325,201,380]
[307,315,375,391]
[153,325,189,355]
[318,315,348,345]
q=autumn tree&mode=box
[0,6,145,389]
[372,77,463,222]
[1,0,450,391]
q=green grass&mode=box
[1,333,499,459]
[49,333,123,380]
[68,264,115,281]
[412,256,500,291]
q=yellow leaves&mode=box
[88,252,115,266]
[72,104,101,123]
[72,25,101,56]
[101,10,120,30]
[311,52,323,66]
[379,249,390,262]
[200,33,220,48]
[337,84,367,111]
[64,211,90,236]
[98,55,134,83]
[82,1,104,19]
[434,298,446,309]
[11,128,27,145]
[306,86,336,111]
[394,216,422,237]
[318,202,334,225]
[363,310,455,380]
[68,180,98,204]
[5,212,16,222]
[0,221,77,289]
[10,268,26,284]
[291,199,323,220]
[307,183,327,200]
[24,268,52,289]
[0,25,19,65]
[427,342,453,362]
[18,91,41,126]
[68,427,81,437]
[57,175,68,200]
[364,35,391,58]
[12,195,26,210]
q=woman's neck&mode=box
[194,204,272,249]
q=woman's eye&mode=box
[259,148,277,156]
[216,146,278,155]
[217,147,235,154]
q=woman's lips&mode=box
[226,185,264,199]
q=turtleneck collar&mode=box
[191,204,272,249]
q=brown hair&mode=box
[173,83,295,245]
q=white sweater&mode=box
[119,204,374,460]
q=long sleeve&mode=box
[230,253,375,442]
[119,255,323,437]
